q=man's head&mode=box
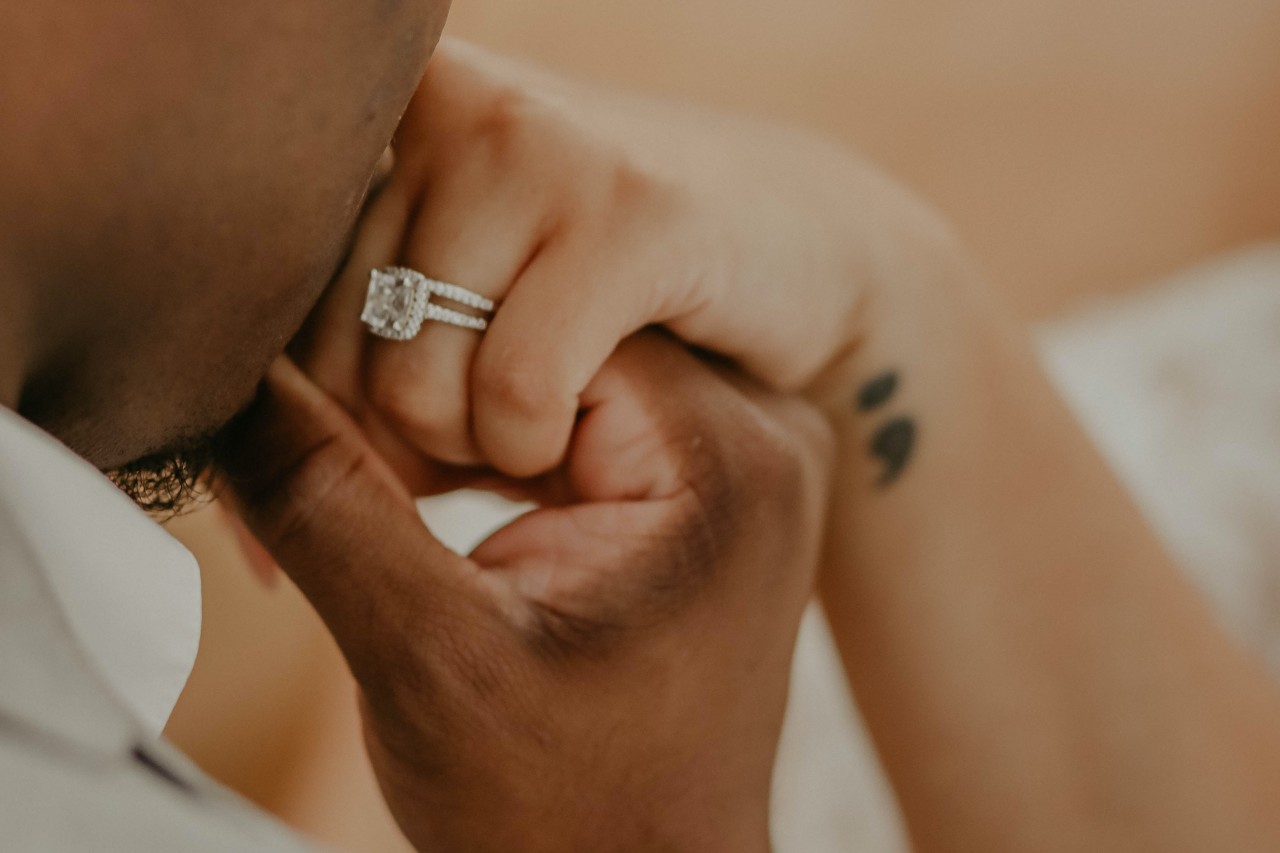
[0,1,451,495]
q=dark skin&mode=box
[0,1,450,469]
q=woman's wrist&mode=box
[811,182,1280,850]
[806,178,992,417]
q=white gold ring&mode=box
[361,267,496,341]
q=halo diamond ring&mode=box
[361,267,496,341]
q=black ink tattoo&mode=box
[870,417,917,487]
[857,370,900,411]
[854,369,917,487]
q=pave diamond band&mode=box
[361,267,495,340]
[429,280,496,313]
[425,302,491,331]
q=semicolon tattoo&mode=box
[855,370,917,488]
[870,417,917,487]
[857,370,900,412]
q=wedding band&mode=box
[361,266,496,341]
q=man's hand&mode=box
[221,334,832,853]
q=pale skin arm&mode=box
[818,228,1280,851]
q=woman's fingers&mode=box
[468,232,668,478]
[298,47,711,477]
[363,144,558,466]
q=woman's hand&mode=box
[297,39,958,477]
[221,333,832,853]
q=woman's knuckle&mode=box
[477,357,554,422]
[471,86,553,166]
[607,156,658,205]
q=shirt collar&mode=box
[0,406,201,738]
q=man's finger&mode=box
[219,358,489,678]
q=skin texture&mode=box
[820,235,1280,852]
[0,1,449,468]
[306,46,1280,850]
[222,336,832,853]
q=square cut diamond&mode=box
[362,268,426,340]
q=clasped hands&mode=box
[222,40,948,853]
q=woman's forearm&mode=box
[820,236,1280,851]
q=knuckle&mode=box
[605,155,664,209]
[591,153,681,232]
[475,353,559,424]
[471,86,555,168]
[482,84,534,130]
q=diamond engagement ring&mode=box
[361,267,497,341]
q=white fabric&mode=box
[1039,246,1280,669]
[0,517,314,852]
[0,406,201,737]
[0,410,309,851]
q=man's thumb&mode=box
[218,358,481,673]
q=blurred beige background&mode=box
[165,3,1280,851]
[446,0,1280,317]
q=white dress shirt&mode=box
[0,405,200,736]
[0,405,317,850]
